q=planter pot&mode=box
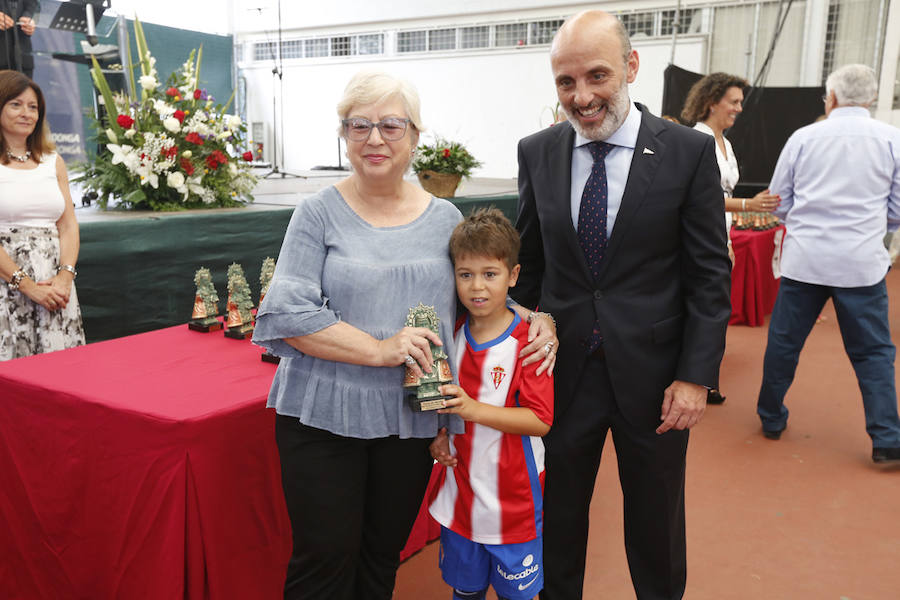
[417,170,462,198]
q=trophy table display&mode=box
[188,267,222,332]
[224,263,255,339]
[403,303,454,412]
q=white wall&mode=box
[109,0,234,35]
[240,38,705,177]
[233,1,606,33]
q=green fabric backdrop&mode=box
[78,194,517,342]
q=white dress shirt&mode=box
[770,106,900,287]
[570,101,641,235]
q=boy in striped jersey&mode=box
[429,208,554,600]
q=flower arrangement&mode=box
[76,18,256,211]
[412,138,481,179]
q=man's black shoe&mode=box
[872,447,900,463]
[762,426,785,440]
[707,389,726,405]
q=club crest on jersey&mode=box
[491,365,507,389]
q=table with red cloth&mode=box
[0,325,441,599]
[730,225,785,326]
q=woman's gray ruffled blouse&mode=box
[253,186,463,439]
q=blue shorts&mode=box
[439,527,543,600]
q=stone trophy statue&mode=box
[258,257,280,363]
[402,303,454,411]
[224,263,255,339]
[258,257,276,305]
[188,267,222,332]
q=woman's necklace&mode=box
[6,149,32,163]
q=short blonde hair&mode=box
[336,71,424,136]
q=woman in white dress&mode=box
[0,70,85,360]
[681,73,781,405]
[681,72,780,237]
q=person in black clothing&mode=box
[1,1,39,79]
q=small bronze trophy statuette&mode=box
[258,257,280,363]
[224,263,256,339]
[188,267,222,332]
[403,303,454,412]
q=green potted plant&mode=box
[412,137,482,198]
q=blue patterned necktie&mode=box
[577,140,615,352]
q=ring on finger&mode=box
[543,341,554,354]
[404,355,416,366]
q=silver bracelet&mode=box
[8,269,26,291]
[58,264,77,278]
[527,310,556,328]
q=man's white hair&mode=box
[825,64,877,107]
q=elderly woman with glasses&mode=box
[254,71,556,599]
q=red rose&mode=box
[442,148,451,158]
[173,110,185,123]
[205,155,218,170]
[166,87,179,97]
[213,150,227,165]
[180,157,195,175]
[185,132,204,145]
[116,114,134,129]
[193,89,202,100]
[242,151,253,162]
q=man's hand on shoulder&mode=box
[656,380,707,434]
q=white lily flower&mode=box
[185,175,206,201]
[108,143,131,165]
[167,171,186,189]
[226,115,242,130]
[139,75,158,91]
[106,128,117,143]
[153,99,175,117]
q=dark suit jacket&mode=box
[512,104,731,428]
[0,0,38,72]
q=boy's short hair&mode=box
[449,207,520,270]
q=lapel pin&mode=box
[642,147,654,155]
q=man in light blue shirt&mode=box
[758,63,900,464]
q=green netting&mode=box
[78,209,292,342]
[77,194,519,342]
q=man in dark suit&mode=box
[0,0,39,79]
[511,11,731,600]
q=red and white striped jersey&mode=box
[429,312,554,545]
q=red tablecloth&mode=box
[0,325,440,599]
[730,225,784,326]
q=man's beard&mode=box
[564,81,630,141]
